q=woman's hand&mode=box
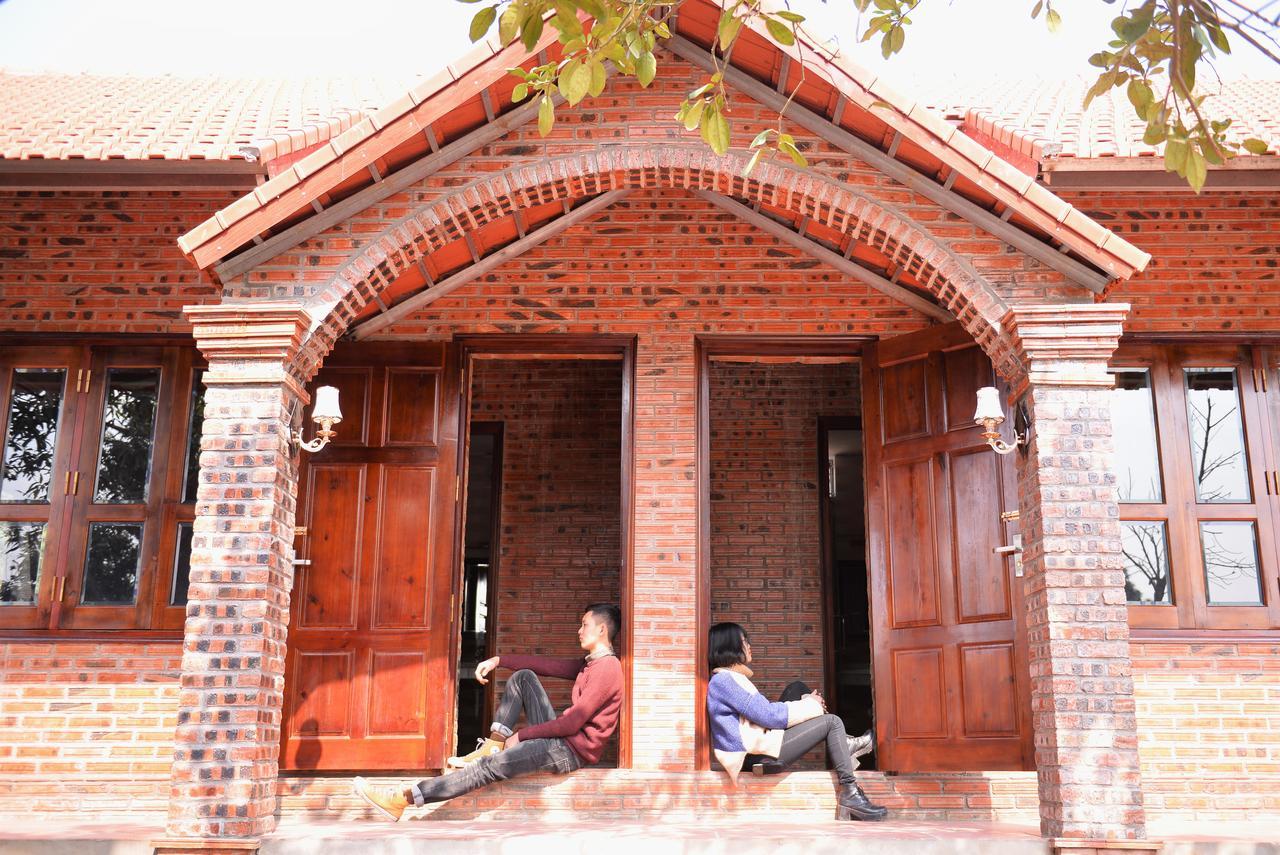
[803,691,827,712]
[475,656,500,685]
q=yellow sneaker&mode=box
[446,737,504,769]
[352,776,409,822]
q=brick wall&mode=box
[0,640,180,816]
[0,190,227,333]
[469,358,622,763]
[708,361,858,701]
[1132,639,1280,820]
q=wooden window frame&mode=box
[0,339,202,636]
[1113,342,1280,632]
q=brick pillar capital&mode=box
[184,301,313,392]
[1003,303,1130,389]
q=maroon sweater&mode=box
[500,652,622,765]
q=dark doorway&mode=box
[454,422,503,754]
[819,417,875,769]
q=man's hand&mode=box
[803,691,827,713]
[504,732,520,749]
[475,656,500,685]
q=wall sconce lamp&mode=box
[973,386,1028,455]
[292,386,342,454]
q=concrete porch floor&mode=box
[0,818,1275,855]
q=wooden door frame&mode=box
[816,414,863,722]
[457,333,637,768]
[694,335,872,770]
[464,420,505,731]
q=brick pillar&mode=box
[1006,304,1147,842]
[629,330,699,770]
[156,303,313,852]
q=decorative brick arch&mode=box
[296,144,1026,382]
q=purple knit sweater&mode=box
[706,669,791,752]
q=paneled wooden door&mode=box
[282,342,464,771]
[862,324,1032,772]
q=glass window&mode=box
[1111,370,1163,503]
[1200,521,1264,605]
[93,369,160,504]
[0,522,45,604]
[1184,368,1251,503]
[81,522,143,605]
[0,369,66,503]
[182,376,204,504]
[1121,520,1172,604]
[170,523,194,607]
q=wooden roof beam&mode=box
[694,190,951,323]
[349,189,631,340]
[665,35,1110,294]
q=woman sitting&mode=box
[705,621,888,822]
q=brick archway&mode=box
[295,144,1025,383]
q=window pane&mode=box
[81,522,143,605]
[0,369,66,503]
[1200,521,1264,605]
[1184,368,1251,503]
[182,375,204,504]
[1110,370,1163,503]
[170,523,194,607]
[0,522,45,604]
[1120,521,1172,604]
[93,369,160,504]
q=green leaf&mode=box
[1030,0,1043,18]
[588,61,607,97]
[750,128,771,148]
[1186,148,1207,192]
[717,11,743,50]
[1142,122,1167,146]
[512,82,529,103]
[775,11,805,23]
[636,51,656,88]
[498,5,521,44]
[559,59,593,105]
[1126,79,1153,111]
[708,109,731,156]
[874,0,897,11]
[684,99,706,131]
[520,13,544,51]
[743,147,764,177]
[778,139,807,167]
[882,25,904,59]
[1243,138,1271,155]
[1164,138,1189,176]
[766,17,796,47]
[538,96,555,137]
[1046,9,1062,32]
[469,5,497,42]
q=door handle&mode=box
[292,559,311,566]
[994,534,1024,577]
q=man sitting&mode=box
[353,602,623,821]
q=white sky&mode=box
[0,0,1275,93]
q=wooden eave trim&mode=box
[664,34,1148,288]
[1042,160,1280,192]
[0,158,265,191]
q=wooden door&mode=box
[863,324,1032,772]
[282,342,463,771]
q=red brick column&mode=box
[1006,304,1147,841]
[630,331,699,770]
[157,303,312,850]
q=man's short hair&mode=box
[584,603,621,647]
[708,622,749,670]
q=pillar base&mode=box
[152,838,260,854]
[1050,839,1162,855]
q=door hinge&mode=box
[455,474,461,502]
[53,576,66,602]
[64,471,79,495]
[80,369,91,393]
[1000,509,1020,522]
[294,526,308,538]
[74,369,83,393]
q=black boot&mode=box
[836,782,888,822]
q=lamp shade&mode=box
[973,386,1005,425]
[312,386,343,423]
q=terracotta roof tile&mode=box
[0,71,410,163]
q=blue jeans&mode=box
[410,670,581,806]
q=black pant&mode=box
[745,680,857,786]
[410,670,581,806]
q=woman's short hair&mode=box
[708,622,749,670]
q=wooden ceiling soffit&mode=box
[348,189,632,341]
[694,190,951,323]
[0,158,264,191]
[214,96,547,282]
[663,36,1112,295]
